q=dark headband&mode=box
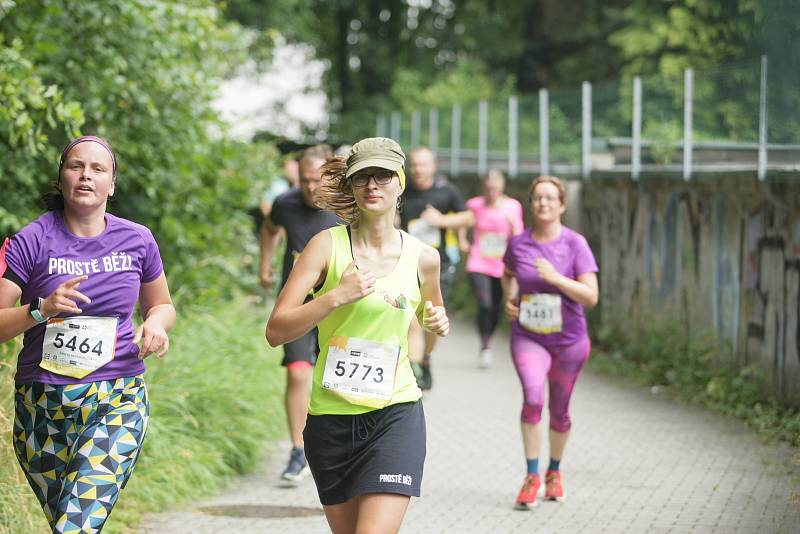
[59,136,117,177]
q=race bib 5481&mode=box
[519,294,562,334]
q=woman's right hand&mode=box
[334,261,375,306]
[505,295,520,321]
[41,275,92,317]
[259,268,274,289]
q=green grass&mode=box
[0,296,285,534]
[0,339,44,534]
[588,317,800,447]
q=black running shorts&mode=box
[281,327,319,366]
[303,401,426,505]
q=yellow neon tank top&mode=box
[310,225,423,415]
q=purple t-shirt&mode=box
[503,226,598,347]
[5,211,164,384]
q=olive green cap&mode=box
[345,137,406,179]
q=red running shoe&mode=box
[514,473,541,510]
[544,470,565,502]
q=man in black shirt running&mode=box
[400,146,471,390]
[259,145,340,481]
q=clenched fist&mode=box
[422,300,449,336]
[335,261,376,305]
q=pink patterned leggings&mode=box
[510,335,591,432]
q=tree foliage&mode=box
[0,0,277,300]
[609,0,760,76]
[224,0,631,140]
[223,0,797,145]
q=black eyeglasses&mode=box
[350,170,396,187]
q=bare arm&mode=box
[457,226,470,254]
[421,207,474,229]
[416,245,449,336]
[0,279,28,342]
[266,231,377,346]
[259,216,283,289]
[534,259,599,308]
[448,210,476,228]
[135,272,176,359]
[501,268,520,320]
[551,272,598,308]
[0,275,92,343]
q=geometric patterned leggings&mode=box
[13,375,148,534]
[510,336,590,432]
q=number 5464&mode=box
[52,333,103,356]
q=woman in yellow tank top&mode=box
[266,137,449,533]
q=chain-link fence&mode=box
[376,57,800,180]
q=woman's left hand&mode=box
[134,318,170,359]
[534,258,562,285]
[422,300,449,336]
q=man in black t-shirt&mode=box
[259,145,340,482]
[400,146,472,390]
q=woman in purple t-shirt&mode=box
[0,136,176,532]
[502,175,599,510]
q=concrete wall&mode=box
[453,172,800,405]
[577,177,800,405]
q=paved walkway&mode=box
[143,320,800,533]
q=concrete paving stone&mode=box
[142,320,800,533]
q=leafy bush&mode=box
[590,317,800,446]
[0,1,280,301]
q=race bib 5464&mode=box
[40,316,118,379]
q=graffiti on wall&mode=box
[580,180,800,404]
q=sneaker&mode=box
[281,446,310,482]
[478,349,492,369]
[514,473,541,510]
[544,470,565,501]
[417,363,432,390]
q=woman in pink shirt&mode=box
[464,170,524,368]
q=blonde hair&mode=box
[316,156,360,224]
[485,168,506,184]
[528,175,566,205]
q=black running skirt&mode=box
[303,401,426,506]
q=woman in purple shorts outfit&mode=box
[0,136,176,532]
[502,175,599,509]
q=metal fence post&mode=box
[451,103,461,176]
[429,109,438,154]
[411,110,420,149]
[390,112,400,142]
[758,55,768,181]
[632,76,642,180]
[581,81,592,179]
[376,114,386,137]
[683,68,693,181]
[508,95,519,178]
[478,100,488,175]
[539,88,549,176]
